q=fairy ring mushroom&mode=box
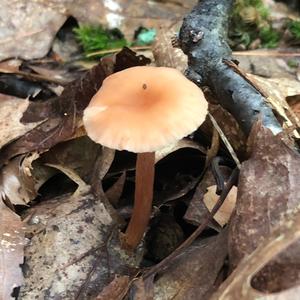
[83,66,208,250]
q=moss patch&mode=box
[73,25,128,57]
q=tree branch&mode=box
[179,0,282,135]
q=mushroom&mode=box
[83,66,208,250]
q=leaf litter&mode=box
[1,1,300,299]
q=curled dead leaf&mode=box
[0,154,40,205]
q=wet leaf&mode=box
[0,200,25,300]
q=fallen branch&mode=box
[179,0,282,135]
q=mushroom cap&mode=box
[83,66,208,153]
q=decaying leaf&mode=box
[152,23,187,72]
[95,275,130,300]
[145,213,185,262]
[203,185,237,227]
[286,94,300,119]
[19,176,139,299]
[229,122,300,291]
[130,276,154,300]
[0,0,65,60]
[153,230,228,300]
[0,0,110,61]
[211,210,300,300]
[249,74,300,134]
[0,200,25,300]
[39,136,101,182]
[0,94,41,149]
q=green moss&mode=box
[259,26,280,48]
[73,25,128,56]
[288,20,300,40]
[230,0,280,49]
[233,0,269,24]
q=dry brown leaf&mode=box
[39,136,102,182]
[249,74,300,133]
[203,185,237,227]
[153,230,228,300]
[130,276,154,300]
[229,122,300,291]
[0,0,106,61]
[0,136,105,206]
[105,172,126,207]
[0,0,196,60]
[0,59,22,73]
[0,94,41,149]
[0,0,66,60]
[152,23,187,72]
[95,275,130,300]
[0,200,25,300]
[286,94,300,119]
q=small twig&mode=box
[209,113,241,169]
[86,46,151,58]
[143,167,239,279]
[0,68,68,85]
[233,50,300,57]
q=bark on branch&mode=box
[179,0,282,135]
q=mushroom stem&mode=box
[123,152,155,250]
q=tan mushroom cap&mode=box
[83,66,208,153]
